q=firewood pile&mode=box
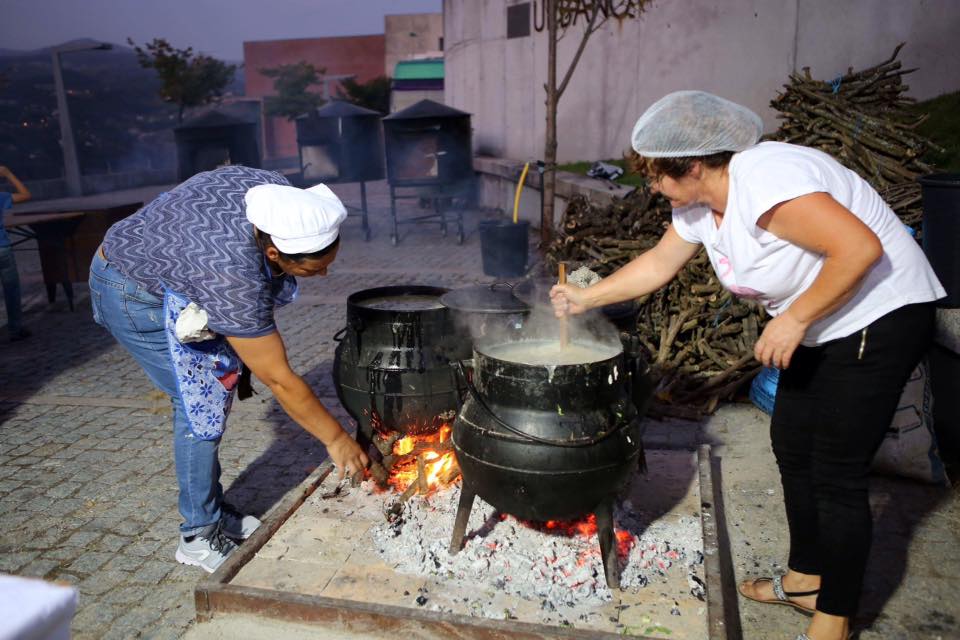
[770,43,940,227]
[548,188,667,270]
[546,190,765,419]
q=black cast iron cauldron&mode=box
[452,340,648,520]
[333,286,469,441]
[448,337,653,588]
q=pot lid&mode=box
[439,283,529,314]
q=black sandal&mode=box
[738,575,818,614]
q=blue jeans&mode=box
[0,245,23,333]
[89,250,223,535]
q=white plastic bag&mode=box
[174,302,217,343]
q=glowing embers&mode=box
[528,514,637,570]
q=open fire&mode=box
[365,426,640,560]
[359,424,461,521]
[366,425,642,576]
[387,425,459,492]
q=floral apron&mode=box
[163,271,299,441]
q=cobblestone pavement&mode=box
[2,179,959,639]
[0,180,525,639]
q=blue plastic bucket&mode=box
[749,366,780,415]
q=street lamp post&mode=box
[51,41,112,197]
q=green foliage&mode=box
[128,38,235,123]
[336,75,391,114]
[912,91,960,172]
[261,62,325,121]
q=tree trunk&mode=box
[541,0,558,246]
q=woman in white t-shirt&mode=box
[551,91,945,640]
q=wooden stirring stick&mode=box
[558,262,569,348]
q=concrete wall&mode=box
[243,35,387,160]
[444,0,960,162]
[385,13,445,77]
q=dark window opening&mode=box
[507,3,531,39]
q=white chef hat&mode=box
[245,183,347,254]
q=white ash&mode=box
[340,480,706,621]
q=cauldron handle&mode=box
[451,359,474,403]
[454,359,625,448]
[333,326,348,342]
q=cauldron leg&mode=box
[595,499,620,590]
[448,484,476,555]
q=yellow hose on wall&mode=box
[512,161,531,224]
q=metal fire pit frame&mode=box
[387,182,467,246]
[285,172,372,241]
[344,181,372,242]
[194,445,737,640]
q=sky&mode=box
[1,0,443,61]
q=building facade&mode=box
[391,58,445,112]
[443,0,960,163]
[244,34,386,163]
[385,13,445,78]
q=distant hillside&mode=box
[0,40,245,180]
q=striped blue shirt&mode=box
[102,165,293,337]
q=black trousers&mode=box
[770,302,935,617]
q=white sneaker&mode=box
[221,503,262,540]
[175,523,237,573]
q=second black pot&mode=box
[452,338,651,521]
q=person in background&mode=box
[0,165,32,342]
[89,165,368,573]
[550,91,944,640]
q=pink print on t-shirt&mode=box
[717,256,763,299]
